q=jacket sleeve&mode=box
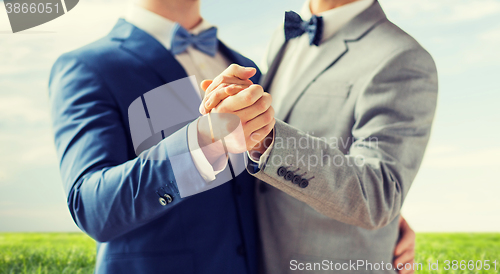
[49,53,206,242]
[248,47,438,230]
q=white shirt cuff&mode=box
[188,118,228,182]
[247,130,275,169]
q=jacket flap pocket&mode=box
[306,80,352,98]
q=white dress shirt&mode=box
[251,0,374,168]
[125,5,230,194]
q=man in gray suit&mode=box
[200,0,437,273]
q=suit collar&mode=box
[336,0,386,42]
[269,1,387,120]
[124,5,215,51]
[111,19,188,85]
[300,0,375,44]
[108,19,260,96]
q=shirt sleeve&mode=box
[187,118,228,182]
[247,130,275,169]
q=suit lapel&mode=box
[114,19,188,83]
[111,19,196,108]
[274,35,349,120]
[274,1,388,121]
[261,30,287,91]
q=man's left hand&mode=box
[394,216,416,274]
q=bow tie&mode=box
[170,24,218,56]
[284,11,324,46]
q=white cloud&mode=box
[0,128,57,167]
[381,0,500,23]
[432,25,500,74]
[0,96,50,123]
[0,206,80,232]
[422,146,500,168]
[0,169,9,184]
[424,144,457,156]
[402,199,500,232]
[19,141,58,165]
[0,206,66,218]
[443,0,500,23]
[479,26,500,43]
[381,0,443,18]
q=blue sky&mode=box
[0,0,499,232]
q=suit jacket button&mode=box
[292,175,301,184]
[299,179,309,188]
[277,166,287,177]
[284,171,294,181]
[164,194,173,204]
[159,197,167,206]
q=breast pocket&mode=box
[306,80,352,98]
[289,80,352,129]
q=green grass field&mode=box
[0,233,499,273]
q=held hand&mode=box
[393,216,416,274]
[208,83,275,153]
[199,64,257,115]
[198,64,275,154]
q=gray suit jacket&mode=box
[249,2,438,273]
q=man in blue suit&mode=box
[49,0,415,273]
[48,0,277,272]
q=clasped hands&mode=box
[196,64,275,162]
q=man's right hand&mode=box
[199,64,256,115]
[196,65,275,157]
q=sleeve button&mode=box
[159,197,167,206]
[284,171,294,181]
[164,194,173,204]
[277,166,287,177]
[299,179,309,188]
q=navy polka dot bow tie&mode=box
[284,10,324,46]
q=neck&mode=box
[135,0,202,30]
[309,0,359,14]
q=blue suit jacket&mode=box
[49,19,261,274]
